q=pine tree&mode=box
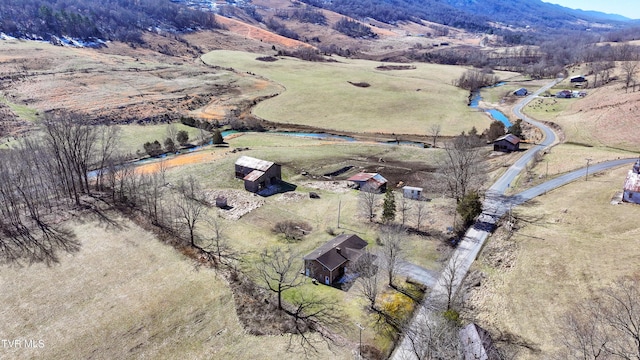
[382,188,396,223]
[212,129,224,145]
[456,191,482,228]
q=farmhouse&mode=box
[234,156,282,193]
[556,90,573,98]
[347,172,388,192]
[623,159,640,204]
[493,134,521,153]
[303,234,368,285]
[403,186,423,200]
[513,88,528,96]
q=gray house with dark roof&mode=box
[303,234,368,285]
[234,156,281,193]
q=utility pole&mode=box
[356,323,365,359]
[585,158,593,181]
[546,159,549,179]
[337,200,341,229]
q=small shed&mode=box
[234,156,282,193]
[303,234,368,285]
[570,75,587,83]
[623,159,640,204]
[402,186,423,200]
[493,134,521,153]
[215,195,228,208]
[513,88,528,96]
[347,172,388,193]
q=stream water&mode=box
[470,82,512,128]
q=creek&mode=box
[469,82,512,128]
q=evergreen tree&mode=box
[456,191,482,228]
[382,188,396,223]
[508,119,524,139]
[212,129,224,145]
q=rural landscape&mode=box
[1,0,640,359]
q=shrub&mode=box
[273,220,312,241]
[177,130,189,146]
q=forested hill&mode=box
[300,0,630,42]
[0,0,220,43]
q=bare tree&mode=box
[559,277,640,360]
[437,254,465,311]
[439,134,485,203]
[203,215,239,265]
[353,250,380,311]
[95,125,121,192]
[414,200,427,232]
[256,246,304,310]
[42,111,98,205]
[166,123,178,144]
[622,61,638,93]
[156,158,169,185]
[379,224,407,288]
[399,195,412,227]
[358,184,380,222]
[404,309,462,360]
[429,123,442,148]
[173,190,206,248]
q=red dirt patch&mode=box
[216,16,313,50]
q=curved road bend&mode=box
[392,78,564,360]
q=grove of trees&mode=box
[0,0,220,43]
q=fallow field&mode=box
[201,50,519,136]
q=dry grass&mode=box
[0,40,277,126]
[0,212,355,360]
[523,71,640,152]
[201,50,519,136]
[466,165,640,359]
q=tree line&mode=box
[0,0,220,43]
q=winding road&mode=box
[390,78,636,360]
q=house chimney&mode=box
[336,247,342,254]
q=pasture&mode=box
[0,213,354,360]
[201,50,519,136]
[467,164,640,359]
[0,131,457,358]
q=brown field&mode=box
[0,212,354,360]
[524,73,640,152]
[465,165,640,359]
[0,39,278,130]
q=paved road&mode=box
[398,260,439,288]
[391,77,591,360]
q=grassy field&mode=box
[0,95,39,122]
[98,131,453,355]
[467,164,640,359]
[160,132,452,266]
[0,213,357,360]
[117,123,208,155]
[201,50,520,136]
[523,96,576,123]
